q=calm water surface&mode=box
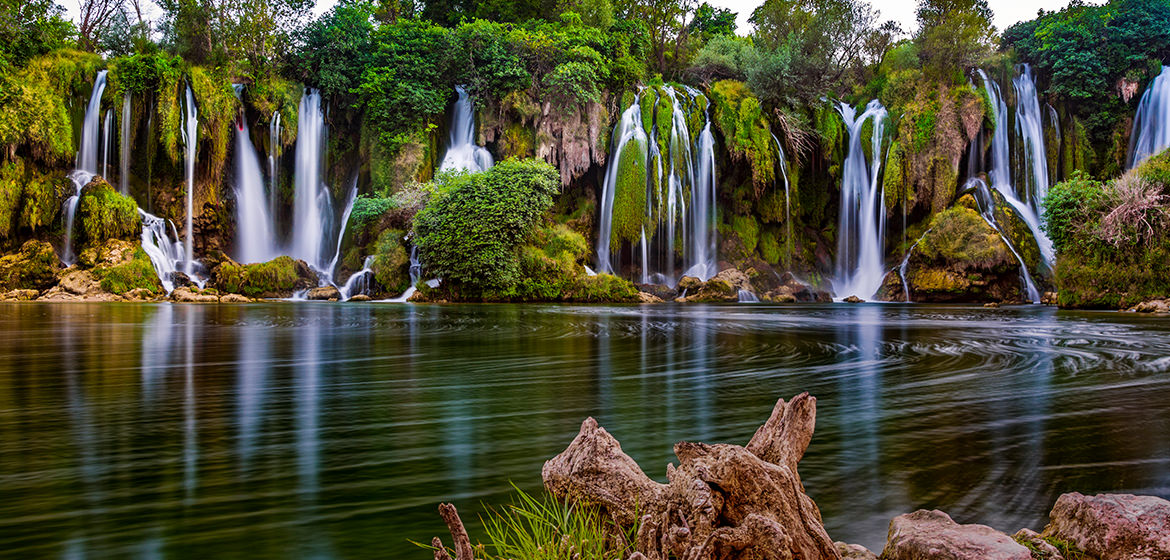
[1,302,1169,558]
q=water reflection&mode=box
[0,303,1167,557]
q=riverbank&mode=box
[429,394,1170,560]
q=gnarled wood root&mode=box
[544,392,839,560]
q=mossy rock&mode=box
[708,80,776,193]
[0,240,59,291]
[918,206,1011,268]
[92,245,163,295]
[370,229,411,295]
[687,277,737,302]
[0,50,103,166]
[77,177,140,247]
[609,135,649,245]
[0,160,70,243]
[211,255,317,298]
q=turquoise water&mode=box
[1,302,1168,558]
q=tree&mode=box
[157,0,311,69]
[689,2,736,38]
[615,0,699,76]
[914,0,995,80]
[78,0,128,51]
[0,0,74,67]
[291,1,376,99]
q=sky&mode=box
[69,0,1087,39]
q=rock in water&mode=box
[307,286,341,301]
[844,295,864,303]
[881,510,1031,560]
[539,393,838,560]
[348,294,371,302]
[1043,492,1170,560]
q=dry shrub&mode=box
[1097,173,1169,247]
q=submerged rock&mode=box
[636,291,663,303]
[761,272,832,303]
[347,294,372,302]
[1043,492,1170,560]
[1,289,41,301]
[881,509,1031,560]
[218,293,251,303]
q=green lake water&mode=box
[1,302,1168,558]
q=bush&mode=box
[413,159,560,293]
[1043,171,1105,255]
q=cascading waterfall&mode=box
[181,85,199,277]
[63,70,108,264]
[770,132,793,270]
[139,210,186,294]
[833,100,888,300]
[291,89,329,269]
[268,112,282,229]
[388,245,422,302]
[232,112,277,264]
[1013,64,1050,208]
[438,86,493,173]
[595,87,718,284]
[978,69,1055,268]
[1129,65,1170,168]
[339,256,374,300]
[321,179,358,285]
[966,178,1042,302]
[120,93,131,195]
[102,109,113,178]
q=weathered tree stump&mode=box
[542,392,839,560]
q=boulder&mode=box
[713,268,752,292]
[764,272,832,303]
[1042,292,1058,305]
[39,268,122,301]
[77,238,137,268]
[218,293,251,303]
[676,275,703,293]
[0,240,59,291]
[123,288,159,302]
[637,291,663,303]
[1042,492,1170,560]
[1012,528,1066,560]
[836,542,878,560]
[348,294,372,302]
[880,509,1031,560]
[637,283,677,301]
[844,295,864,303]
[171,286,219,303]
[211,256,318,298]
[307,286,341,301]
[1128,300,1170,313]
[1,289,41,301]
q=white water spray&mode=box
[180,85,199,277]
[438,86,493,173]
[139,210,186,294]
[1129,65,1170,168]
[291,89,328,268]
[233,114,276,264]
[62,70,108,264]
[833,100,888,300]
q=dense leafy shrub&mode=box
[413,158,559,292]
[1043,171,1106,255]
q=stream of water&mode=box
[0,303,1167,558]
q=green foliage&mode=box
[709,80,776,193]
[413,158,560,292]
[291,2,375,100]
[689,2,737,39]
[370,228,411,294]
[246,74,300,141]
[0,0,74,69]
[758,226,782,263]
[0,49,102,165]
[107,52,184,96]
[189,65,238,181]
[0,240,58,290]
[0,159,65,240]
[349,194,397,234]
[77,178,141,246]
[689,34,755,82]
[504,223,638,302]
[94,247,163,294]
[157,0,311,71]
[1043,171,1105,255]
[914,0,994,82]
[214,255,302,297]
[730,214,759,254]
[919,206,1010,267]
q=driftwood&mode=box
[543,392,839,560]
[431,393,839,560]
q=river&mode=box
[1,302,1168,558]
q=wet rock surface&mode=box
[881,509,1031,560]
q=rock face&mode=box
[1043,492,1170,560]
[0,240,59,292]
[39,269,122,301]
[880,509,1031,560]
[539,393,839,560]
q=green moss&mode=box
[919,206,1011,267]
[759,227,782,264]
[247,75,300,146]
[189,66,239,184]
[501,122,535,159]
[883,140,912,210]
[610,135,649,245]
[708,80,775,193]
[639,91,655,135]
[371,229,411,294]
[214,256,302,297]
[536,223,588,260]
[77,178,140,246]
[757,190,787,224]
[0,240,58,291]
[94,247,163,294]
[654,89,672,155]
[730,214,759,255]
[0,49,102,165]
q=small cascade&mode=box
[896,233,928,303]
[595,87,719,284]
[232,111,277,264]
[737,289,759,303]
[387,245,422,302]
[596,97,648,275]
[268,111,282,229]
[979,70,1055,268]
[339,256,374,300]
[770,132,793,270]
[139,210,187,294]
[438,86,493,173]
[101,109,113,178]
[966,178,1042,303]
[1129,65,1170,168]
[291,89,328,269]
[180,85,199,278]
[833,99,888,300]
[321,179,358,285]
[62,70,108,264]
[1012,64,1050,208]
[120,93,131,195]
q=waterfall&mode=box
[62,70,108,264]
[291,89,328,269]
[1129,65,1170,168]
[233,115,276,264]
[139,210,186,294]
[978,70,1055,268]
[833,99,888,300]
[387,245,422,302]
[966,178,1042,303]
[321,179,358,285]
[339,256,374,300]
[771,132,793,270]
[181,85,199,277]
[596,97,647,275]
[595,87,718,284]
[438,86,493,173]
[102,109,113,178]
[268,111,282,231]
[1013,64,1050,208]
[737,289,759,303]
[120,93,131,195]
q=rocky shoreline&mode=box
[429,394,1170,560]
